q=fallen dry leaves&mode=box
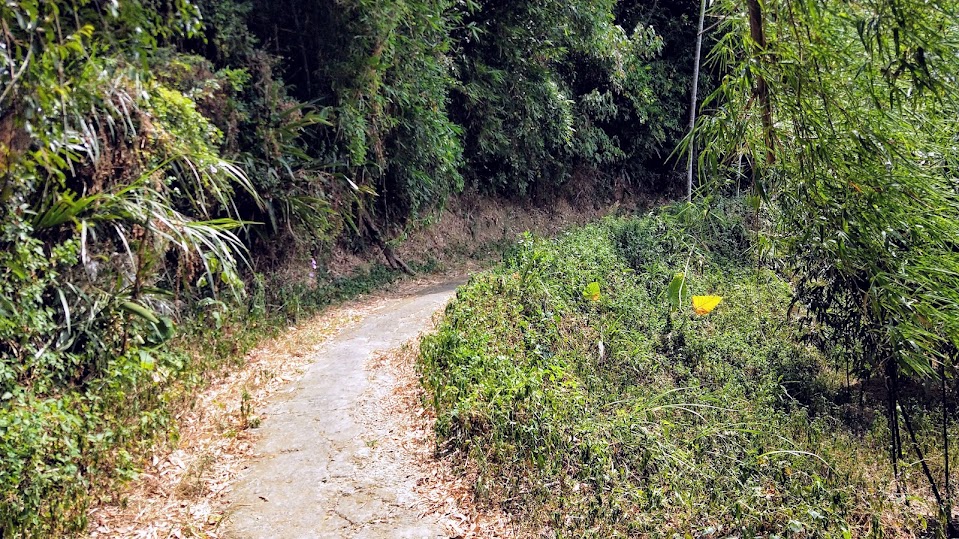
[366,331,515,539]
[85,272,513,538]
[86,294,381,538]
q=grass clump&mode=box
[420,200,952,537]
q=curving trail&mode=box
[222,279,466,538]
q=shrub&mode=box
[420,201,943,536]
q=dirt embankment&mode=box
[322,180,662,279]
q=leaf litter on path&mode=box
[87,272,512,538]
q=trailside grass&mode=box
[419,200,956,538]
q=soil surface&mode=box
[221,279,467,538]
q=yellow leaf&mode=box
[583,281,601,302]
[692,295,723,315]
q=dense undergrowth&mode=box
[0,256,419,536]
[420,200,958,537]
[0,0,701,534]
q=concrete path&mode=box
[221,279,464,538]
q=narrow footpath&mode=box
[222,279,465,538]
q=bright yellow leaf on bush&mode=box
[583,281,601,302]
[692,295,723,315]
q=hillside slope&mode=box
[420,201,955,537]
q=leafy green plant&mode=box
[450,0,669,194]
[0,2,270,533]
[582,281,601,302]
[697,1,959,520]
[667,272,687,311]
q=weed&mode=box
[419,200,957,537]
[175,453,216,498]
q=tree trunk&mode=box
[359,209,414,276]
[747,0,775,165]
[686,0,707,202]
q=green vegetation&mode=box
[0,0,700,533]
[0,250,410,539]
[699,1,959,527]
[700,0,959,379]
[421,201,957,536]
[451,0,666,192]
[3,0,959,536]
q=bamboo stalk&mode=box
[686,0,707,202]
